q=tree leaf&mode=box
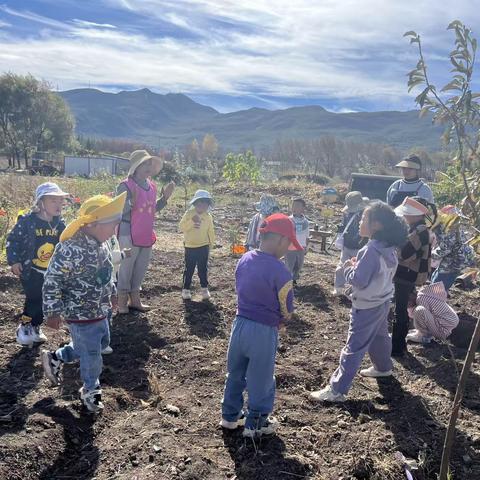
[447,20,463,30]
[404,30,418,37]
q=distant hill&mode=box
[59,88,444,150]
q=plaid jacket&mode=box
[395,221,432,286]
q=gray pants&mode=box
[284,250,305,281]
[117,236,152,294]
[334,247,359,288]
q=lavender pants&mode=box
[330,301,393,395]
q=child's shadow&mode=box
[0,345,43,437]
[221,429,312,480]
[295,284,332,312]
[183,300,226,339]
[33,398,99,480]
[98,313,167,402]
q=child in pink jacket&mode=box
[406,282,459,344]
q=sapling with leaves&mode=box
[404,20,480,480]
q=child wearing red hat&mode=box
[220,213,300,438]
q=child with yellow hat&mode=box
[41,192,126,413]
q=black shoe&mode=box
[391,347,407,358]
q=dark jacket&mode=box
[6,212,66,281]
[341,211,366,250]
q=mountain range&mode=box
[59,88,444,151]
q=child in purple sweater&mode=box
[220,214,301,438]
[311,202,408,402]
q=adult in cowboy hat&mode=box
[386,154,434,208]
[116,150,175,313]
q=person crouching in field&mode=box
[116,150,175,314]
[42,193,127,413]
[284,197,310,286]
[310,202,407,402]
[6,182,69,347]
[333,191,368,296]
[391,197,436,357]
[245,195,279,250]
[221,214,300,437]
[406,282,459,345]
[179,190,215,301]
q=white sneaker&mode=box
[80,386,104,413]
[243,417,279,438]
[406,329,433,344]
[201,288,211,300]
[220,414,246,430]
[181,289,192,300]
[31,325,47,343]
[41,350,63,386]
[102,346,113,355]
[332,288,344,297]
[360,366,393,378]
[310,385,346,402]
[16,322,34,346]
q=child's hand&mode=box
[11,263,23,276]
[123,248,132,258]
[46,316,62,330]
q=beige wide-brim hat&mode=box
[128,150,163,177]
[394,197,429,217]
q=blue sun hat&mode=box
[189,189,213,206]
[255,195,278,216]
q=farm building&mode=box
[64,155,130,177]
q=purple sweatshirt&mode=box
[344,239,398,309]
[235,250,294,327]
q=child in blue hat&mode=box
[179,190,215,300]
[6,182,69,346]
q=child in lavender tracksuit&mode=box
[311,202,408,402]
[221,214,300,438]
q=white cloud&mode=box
[0,19,11,28]
[71,19,117,29]
[0,0,479,110]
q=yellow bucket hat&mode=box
[60,192,127,242]
[128,150,163,177]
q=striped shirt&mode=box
[413,282,459,340]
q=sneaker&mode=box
[332,288,344,297]
[243,417,279,438]
[181,289,192,300]
[360,366,393,378]
[80,386,104,413]
[16,321,34,346]
[31,325,47,344]
[102,345,113,355]
[406,330,433,344]
[220,414,246,430]
[41,350,63,386]
[201,288,211,300]
[310,385,346,403]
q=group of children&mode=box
[5,151,476,437]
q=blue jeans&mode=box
[430,270,459,292]
[222,316,278,430]
[56,319,110,391]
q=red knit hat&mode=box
[259,213,303,250]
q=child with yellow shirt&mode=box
[179,190,215,300]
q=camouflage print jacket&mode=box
[43,231,115,321]
[432,228,476,274]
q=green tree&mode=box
[0,73,75,169]
[222,151,261,185]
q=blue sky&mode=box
[0,0,479,113]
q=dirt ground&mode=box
[0,197,479,480]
